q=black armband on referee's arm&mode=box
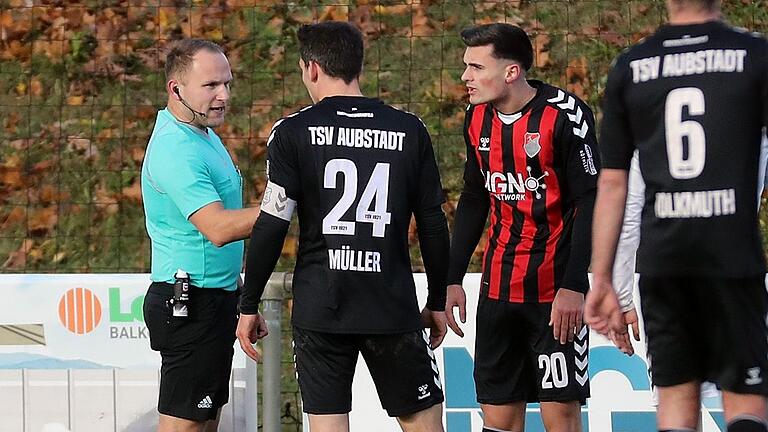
[561,191,596,295]
[415,205,450,311]
[446,188,490,286]
[239,212,290,315]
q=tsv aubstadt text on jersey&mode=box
[308,126,406,152]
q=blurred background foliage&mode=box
[2,0,768,274]
[3,1,768,430]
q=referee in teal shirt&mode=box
[141,39,266,432]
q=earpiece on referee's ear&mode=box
[173,86,180,96]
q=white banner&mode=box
[0,274,251,432]
[0,274,249,369]
[345,274,726,432]
[0,274,727,431]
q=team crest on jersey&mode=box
[524,133,541,158]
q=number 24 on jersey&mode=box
[322,158,392,238]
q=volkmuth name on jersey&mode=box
[328,245,382,273]
[308,126,406,152]
[630,49,747,83]
[655,188,736,219]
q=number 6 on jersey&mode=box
[665,87,706,179]
[322,158,392,238]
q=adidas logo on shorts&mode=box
[197,395,213,409]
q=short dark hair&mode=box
[165,39,225,82]
[461,23,534,71]
[670,0,720,11]
[297,21,364,84]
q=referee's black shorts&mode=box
[640,275,768,394]
[143,282,239,421]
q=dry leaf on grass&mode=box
[1,206,25,230]
[3,239,34,269]
[28,206,58,236]
[122,181,143,202]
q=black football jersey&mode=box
[600,21,768,277]
[265,96,445,333]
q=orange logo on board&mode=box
[58,288,102,334]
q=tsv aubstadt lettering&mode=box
[629,49,747,83]
[308,126,406,152]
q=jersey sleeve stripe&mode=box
[537,105,563,302]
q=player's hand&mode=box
[550,288,584,344]
[445,284,467,338]
[236,312,269,362]
[584,276,625,338]
[609,308,641,356]
[421,308,448,349]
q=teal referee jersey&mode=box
[141,108,243,290]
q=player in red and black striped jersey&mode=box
[445,23,599,432]
[456,88,598,304]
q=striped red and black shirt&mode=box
[448,80,600,303]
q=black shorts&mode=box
[640,275,768,394]
[474,296,590,405]
[292,326,444,417]
[143,282,239,421]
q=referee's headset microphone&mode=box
[173,86,207,119]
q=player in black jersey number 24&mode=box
[586,1,768,431]
[236,22,450,432]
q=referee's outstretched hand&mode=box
[445,284,467,338]
[421,308,448,349]
[236,312,269,362]
[584,278,625,339]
